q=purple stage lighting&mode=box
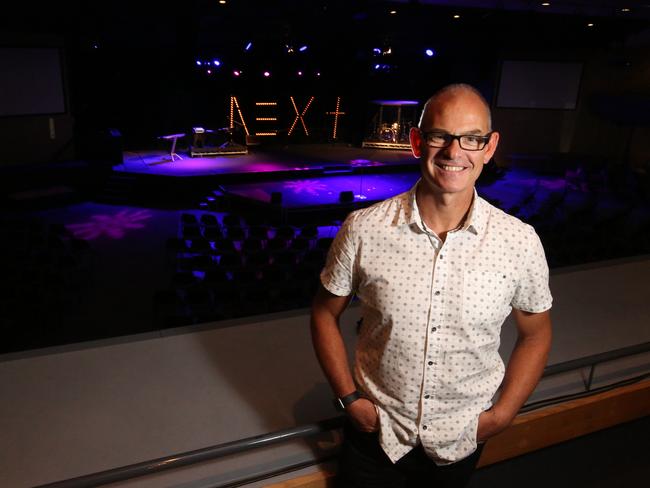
[373,48,381,55]
[196,60,202,66]
[299,45,308,52]
[245,42,252,51]
[213,59,221,66]
[233,70,241,76]
[425,49,436,57]
[66,210,152,240]
[263,71,271,77]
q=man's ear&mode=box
[483,131,500,162]
[410,127,422,158]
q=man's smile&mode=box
[434,162,470,172]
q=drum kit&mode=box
[378,121,402,143]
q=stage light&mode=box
[286,44,295,54]
[297,71,303,76]
[207,69,212,74]
[425,49,435,57]
[299,45,308,52]
[374,64,380,70]
[389,10,397,15]
[213,59,221,66]
[453,14,460,19]
[263,71,271,77]
[245,42,252,51]
[541,2,550,5]
[196,60,202,66]
[621,8,630,12]
[233,70,241,76]
[373,48,381,55]
[255,117,278,121]
[219,0,226,4]
[587,23,594,27]
[316,72,321,77]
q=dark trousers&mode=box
[339,421,484,488]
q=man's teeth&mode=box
[440,165,464,172]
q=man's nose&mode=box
[440,138,464,160]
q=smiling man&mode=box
[311,84,553,488]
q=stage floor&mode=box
[222,171,421,208]
[116,144,418,177]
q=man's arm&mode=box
[310,285,379,432]
[477,308,552,441]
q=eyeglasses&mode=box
[420,130,493,151]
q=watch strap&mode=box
[337,390,361,410]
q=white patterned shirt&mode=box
[320,181,552,464]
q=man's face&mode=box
[410,91,499,198]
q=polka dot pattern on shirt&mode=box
[321,182,552,464]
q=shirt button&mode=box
[424,394,430,399]
[434,290,440,296]
[422,425,428,430]
[431,327,437,332]
[428,361,433,366]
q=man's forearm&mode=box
[311,313,357,398]
[493,310,552,423]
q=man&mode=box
[311,84,553,488]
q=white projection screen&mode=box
[0,47,66,116]
[497,61,582,109]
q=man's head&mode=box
[410,84,499,199]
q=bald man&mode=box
[311,84,552,488]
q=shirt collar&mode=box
[398,180,487,236]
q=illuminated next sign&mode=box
[229,96,345,140]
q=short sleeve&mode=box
[511,225,553,313]
[320,213,357,297]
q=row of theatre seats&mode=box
[156,166,650,326]
[154,212,338,326]
[495,178,650,267]
[0,219,94,352]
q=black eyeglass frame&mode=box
[419,130,494,151]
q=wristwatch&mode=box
[335,390,361,411]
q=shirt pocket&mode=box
[462,270,516,331]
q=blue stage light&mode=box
[373,48,381,55]
[425,49,436,57]
[196,60,202,66]
[299,45,308,52]
[245,42,252,51]
[213,59,221,66]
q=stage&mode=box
[116,143,418,178]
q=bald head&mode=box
[418,84,492,132]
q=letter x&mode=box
[288,96,315,136]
